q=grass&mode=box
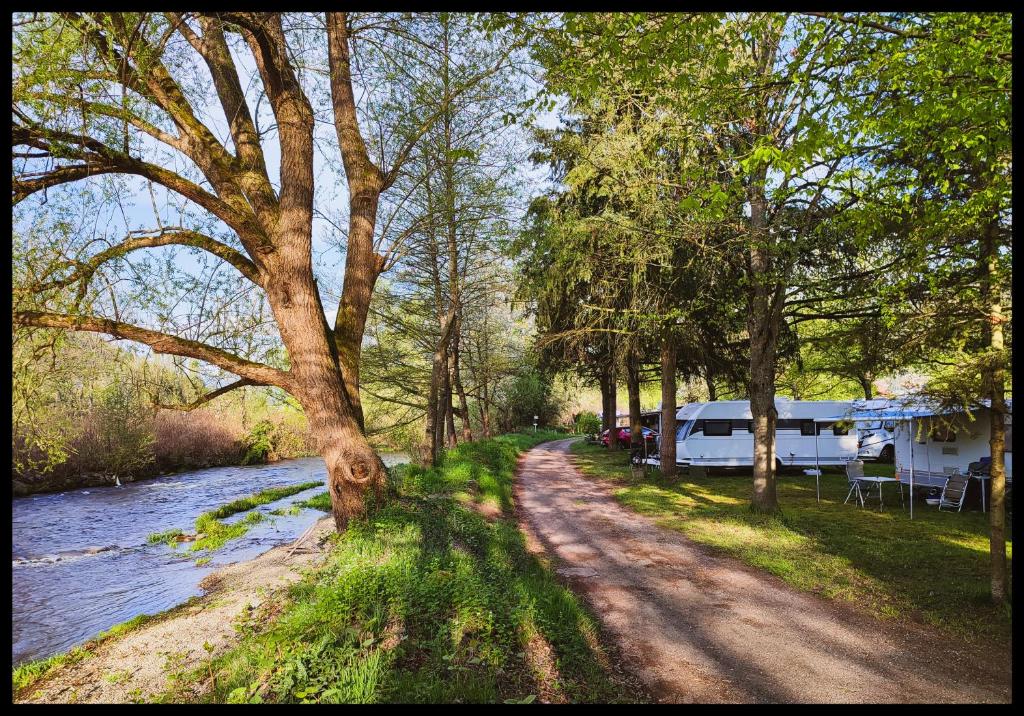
[147,528,185,547]
[147,481,324,553]
[158,430,640,704]
[568,440,1012,646]
[270,506,302,517]
[205,482,323,520]
[13,613,158,695]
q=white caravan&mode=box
[673,400,858,468]
[847,398,1013,489]
[852,398,896,462]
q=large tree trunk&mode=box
[327,12,386,433]
[625,350,643,452]
[660,325,678,477]
[747,187,781,513]
[982,224,1008,605]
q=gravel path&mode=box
[514,439,1012,704]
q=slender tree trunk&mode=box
[444,349,458,448]
[660,325,678,477]
[747,186,781,513]
[982,224,1008,604]
[706,369,717,402]
[479,368,492,438]
[451,314,473,442]
[599,369,613,434]
[425,341,445,465]
[604,364,621,451]
[442,352,457,448]
[859,375,874,400]
[626,350,642,452]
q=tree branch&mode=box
[153,378,253,411]
[26,229,263,293]
[14,311,293,391]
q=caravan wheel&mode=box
[879,445,894,463]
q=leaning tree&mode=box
[11,12,519,530]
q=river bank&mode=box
[11,453,317,498]
[15,516,338,703]
[13,456,398,664]
[12,437,411,497]
[14,432,643,704]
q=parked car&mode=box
[601,426,658,447]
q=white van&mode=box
[673,400,858,468]
[851,399,896,462]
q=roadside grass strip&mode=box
[569,441,1012,645]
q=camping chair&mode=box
[938,469,970,512]
[844,460,876,508]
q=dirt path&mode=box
[514,439,1011,704]
[17,516,335,704]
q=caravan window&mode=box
[930,426,957,442]
[704,420,732,436]
[832,421,851,436]
[800,420,816,436]
[676,420,695,441]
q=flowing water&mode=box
[11,453,408,666]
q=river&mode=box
[11,453,408,666]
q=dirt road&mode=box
[514,439,1011,704]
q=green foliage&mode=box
[574,411,601,435]
[569,441,1012,644]
[205,482,324,521]
[147,528,185,548]
[493,369,562,434]
[93,382,156,476]
[241,420,276,465]
[146,482,324,554]
[157,432,636,703]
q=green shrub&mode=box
[241,420,276,465]
[574,411,601,435]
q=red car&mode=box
[601,427,658,447]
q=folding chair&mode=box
[938,469,970,512]
[844,460,873,508]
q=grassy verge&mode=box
[159,430,639,704]
[14,610,171,695]
[568,441,1012,645]
[147,481,324,553]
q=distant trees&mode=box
[11,331,314,493]
[357,13,533,464]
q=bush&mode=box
[574,411,601,435]
[154,409,245,471]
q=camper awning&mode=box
[846,397,1012,422]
